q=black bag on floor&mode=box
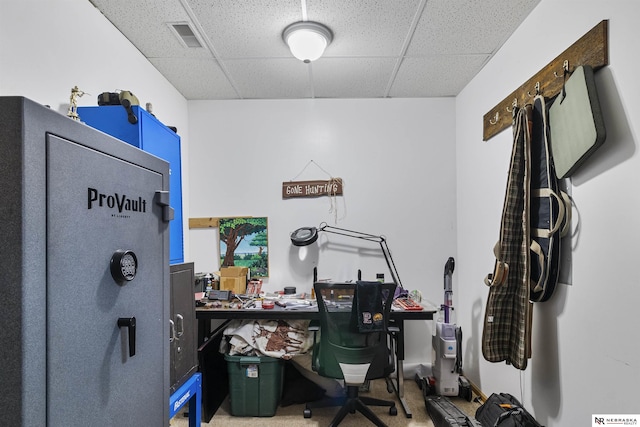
[475,393,544,427]
[425,395,481,427]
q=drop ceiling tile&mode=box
[389,54,490,97]
[90,0,209,58]
[311,57,398,98]
[89,0,539,100]
[221,58,313,99]
[409,0,540,55]
[307,0,423,57]
[149,57,238,99]
[186,0,301,58]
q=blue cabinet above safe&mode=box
[78,105,184,264]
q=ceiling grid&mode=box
[88,0,540,100]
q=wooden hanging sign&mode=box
[282,179,343,199]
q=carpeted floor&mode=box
[171,374,482,427]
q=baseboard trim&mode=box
[467,377,488,403]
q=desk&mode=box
[196,303,436,420]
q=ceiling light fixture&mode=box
[282,21,333,63]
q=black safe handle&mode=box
[117,317,136,357]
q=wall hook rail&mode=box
[483,20,609,141]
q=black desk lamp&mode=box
[290,222,406,296]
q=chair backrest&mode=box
[312,281,396,382]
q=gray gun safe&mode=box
[0,97,172,426]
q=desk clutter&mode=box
[201,293,313,310]
[196,267,255,296]
[196,265,425,312]
[394,297,424,311]
[197,286,423,312]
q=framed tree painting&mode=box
[219,217,269,277]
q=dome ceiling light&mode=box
[282,21,333,63]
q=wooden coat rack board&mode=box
[483,20,609,141]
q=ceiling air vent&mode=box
[168,22,203,48]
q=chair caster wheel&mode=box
[303,408,312,418]
[390,405,398,416]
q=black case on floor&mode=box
[475,393,544,427]
[425,395,481,427]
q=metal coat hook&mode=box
[554,60,570,78]
[527,82,541,97]
[506,98,518,113]
[558,59,571,104]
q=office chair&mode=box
[304,281,398,427]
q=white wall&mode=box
[456,1,640,425]
[188,98,457,364]
[0,0,191,260]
